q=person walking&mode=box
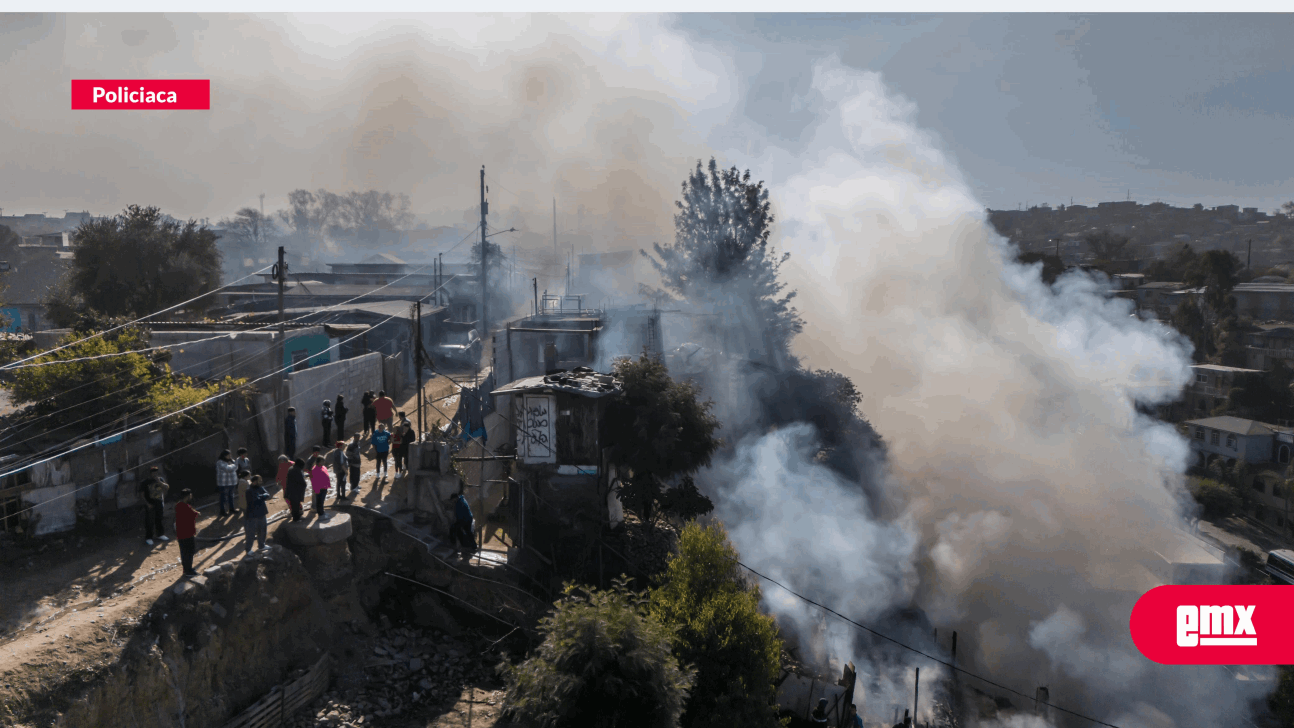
[284,458,307,522]
[374,390,395,430]
[345,436,362,498]
[330,441,348,502]
[320,399,334,447]
[450,492,475,559]
[334,394,348,439]
[139,466,169,546]
[284,407,298,458]
[371,423,392,479]
[309,457,331,514]
[175,488,199,576]
[243,475,273,556]
[216,449,238,517]
[360,391,376,437]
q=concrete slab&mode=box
[281,512,353,546]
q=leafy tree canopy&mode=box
[500,577,695,728]
[647,159,803,363]
[650,523,784,728]
[1016,251,1065,286]
[605,355,722,526]
[1083,229,1131,265]
[65,205,222,319]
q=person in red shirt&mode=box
[374,390,395,430]
[174,488,201,576]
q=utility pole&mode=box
[553,197,557,259]
[415,301,424,435]
[532,277,538,315]
[274,245,287,416]
[913,667,920,727]
[1248,238,1253,270]
[438,253,444,307]
[480,166,489,347]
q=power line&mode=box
[413,358,1121,728]
[0,252,475,447]
[1,274,463,519]
[0,272,462,483]
[737,562,1121,728]
[0,266,272,372]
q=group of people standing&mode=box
[144,387,429,577]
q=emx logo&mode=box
[1131,585,1294,664]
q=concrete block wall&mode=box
[286,352,384,456]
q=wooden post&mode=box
[913,668,919,726]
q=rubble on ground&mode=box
[289,624,503,727]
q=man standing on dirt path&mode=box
[374,390,395,431]
[175,488,199,576]
[139,466,169,546]
[216,450,238,517]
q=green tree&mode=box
[500,577,695,728]
[1083,229,1131,268]
[6,328,164,432]
[604,355,722,526]
[1143,243,1198,283]
[1270,665,1294,727]
[66,205,222,319]
[1191,478,1241,520]
[650,523,784,728]
[1016,251,1065,285]
[647,159,803,363]
[1185,249,1242,315]
[1171,297,1212,363]
[1227,363,1294,422]
[326,189,414,247]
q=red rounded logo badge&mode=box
[1130,585,1294,665]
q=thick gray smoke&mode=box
[0,14,728,262]
[703,58,1271,727]
[5,13,1273,726]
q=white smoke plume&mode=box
[703,58,1271,726]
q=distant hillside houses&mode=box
[989,200,1293,270]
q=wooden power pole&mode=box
[416,301,424,435]
[275,245,287,409]
[480,166,489,351]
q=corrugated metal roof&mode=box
[492,367,621,399]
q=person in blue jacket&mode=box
[451,492,475,558]
[370,423,392,478]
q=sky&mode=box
[2,13,1293,223]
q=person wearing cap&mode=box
[139,466,169,546]
[216,449,238,517]
[175,488,200,576]
[811,698,829,724]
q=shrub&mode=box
[650,522,784,728]
[500,577,695,728]
[1192,478,1241,520]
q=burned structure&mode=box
[491,368,624,570]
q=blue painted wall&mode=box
[283,332,332,370]
[0,307,21,332]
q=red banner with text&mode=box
[1130,585,1294,665]
[71,80,210,110]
